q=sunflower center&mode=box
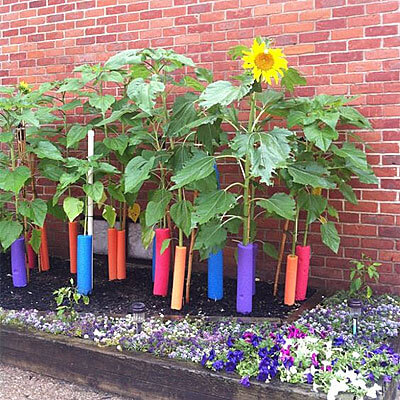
[254,52,274,71]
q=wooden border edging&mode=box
[0,324,398,400]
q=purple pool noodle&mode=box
[252,242,258,296]
[11,236,27,288]
[237,242,254,314]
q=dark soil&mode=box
[0,253,313,318]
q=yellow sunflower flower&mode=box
[18,81,31,93]
[242,39,288,85]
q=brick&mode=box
[366,25,398,37]
[316,18,346,30]
[332,28,363,40]
[253,4,282,15]
[106,5,126,15]
[140,9,162,19]
[366,1,399,13]
[200,11,225,23]
[299,31,330,43]
[284,22,314,33]
[285,44,315,55]
[316,41,346,52]
[315,0,345,7]
[214,0,239,10]
[348,38,378,50]
[300,9,331,21]
[30,0,46,8]
[348,60,381,72]
[175,15,198,25]
[348,14,380,27]
[333,5,365,17]
[361,214,395,225]
[331,51,363,63]
[366,71,399,82]
[284,0,313,12]
[270,13,298,24]
[188,3,212,14]
[241,17,267,28]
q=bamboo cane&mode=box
[273,219,290,297]
[185,227,196,304]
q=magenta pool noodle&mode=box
[11,237,27,288]
[208,250,223,300]
[252,243,258,296]
[237,242,254,314]
[295,245,311,301]
[77,235,92,295]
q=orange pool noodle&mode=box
[108,228,118,281]
[284,254,298,306]
[68,221,78,274]
[171,246,187,311]
[39,224,50,271]
[116,229,126,280]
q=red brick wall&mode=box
[1,0,399,294]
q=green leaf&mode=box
[195,67,213,83]
[0,132,13,143]
[338,182,358,204]
[130,64,151,79]
[171,154,215,189]
[67,125,88,148]
[38,160,64,181]
[228,44,248,60]
[332,142,368,171]
[63,197,84,223]
[281,68,307,92]
[170,200,193,237]
[366,286,373,298]
[88,94,115,114]
[255,89,284,106]
[105,50,142,69]
[339,106,371,129]
[124,156,155,193]
[29,228,42,253]
[145,189,172,226]
[100,71,124,83]
[320,111,340,130]
[103,135,129,155]
[0,220,23,250]
[198,78,253,109]
[350,166,378,184]
[60,99,82,112]
[257,193,296,220]
[297,192,327,224]
[304,123,338,151]
[181,76,205,92]
[83,181,104,203]
[194,219,227,259]
[139,211,154,249]
[160,238,172,255]
[263,242,278,260]
[167,93,198,137]
[127,78,165,115]
[18,199,47,227]
[33,141,63,161]
[20,109,39,127]
[320,221,340,254]
[102,205,116,228]
[57,78,85,92]
[327,205,339,220]
[108,184,125,203]
[194,190,236,225]
[46,200,67,222]
[287,111,306,128]
[287,162,335,189]
[0,166,31,193]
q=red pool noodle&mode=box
[116,229,126,280]
[153,228,171,297]
[39,223,50,271]
[26,232,36,269]
[68,221,78,274]
[295,245,311,301]
[108,228,117,280]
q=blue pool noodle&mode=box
[77,235,93,295]
[207,163,224,300]
[152,236,156,282]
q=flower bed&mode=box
[1,293,399,399]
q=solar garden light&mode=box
[131,302,146,334]
[348,298,362,336]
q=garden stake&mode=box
[185,226,196,304]
[273,219,290,297]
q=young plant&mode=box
[349,254,381,299]
[53,278,89,320]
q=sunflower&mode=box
[242,39,288,85]
[18,81,31,94]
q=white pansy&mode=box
[365,384,381,399]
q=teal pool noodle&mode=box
[152,236,156,282]
[208,250,223,300]
[77,235,92,295]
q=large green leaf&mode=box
[0,220,23,250]
[181,76,205,92]
[103,135,129,155]
[38,160,64,181]
[105,50,142,69]
[198,78,253,109]
[63,197,84,223]
[339,106,371,129]
[297,192,327,224]
[127,78,165,115]
[83,181,104,203]
[287,162,335,189]
[0,166,31,194]
[102,205,116,228]
[29,228,42,254]
[56,78,85,93]
[338,182,358,204]
[197,120,221,154]
[170,200,193,237]
[124,156,155,193]
[139,211,154,249]
[33,141,63,161]
[194,190,236,225]
[67,125,88,148]
[304,123,338,151]
[18,198,47,227]
[332,142,368,171]
[46,200,67,222]
[107,184,125,203]
[256,90,284,106]
[167,93,198,137]
[171,154,215,189]
[320,221,340,254]
[88,94,115,114]
[263,242,278,260]
[194,219,227,259]
[0,132,13,143]
[280,68,307,92]
[145,189,172,226]
[257,193,296,220]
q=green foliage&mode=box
[349,254,381,299]
[53,278,90,321]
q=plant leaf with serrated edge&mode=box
[257,193,296,220]
[194,190,236,225]
[18,198,47,227]
[102,205,116,228]
[160,238,172,255]
[0,166,31,194]
[304,123,338,151]
[67,125,88,148]
[83,181,104,203]
[0,220,23,251]
[170,200,193,237]
[88,94,115,114]
[338,182,358,204]
[320,221,340,254]
[139,211,154,250]
[145,189,172,226]
[287,162,335,189]
[194,219,227,259]
[263,242,278,260]
[30,228,42,253]
[33,141,63,161]
[297,192,327,224]
[63,197,84,223]
[281,68,307,92]
[124,156,155,193]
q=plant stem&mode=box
[292,207,299,255]
[303,212,310,247]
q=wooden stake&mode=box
[273,219,290,297]
[185,227,196,304]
